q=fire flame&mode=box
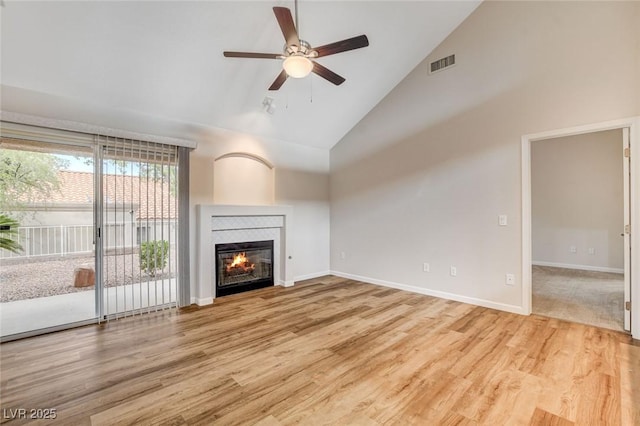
[226,252,255,273]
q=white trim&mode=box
[330,271,526,315]
[522,117,639,142]
[193,297,213,306]
[522,132,532,316]
[0,111,197,149]
[294,271,331,282]
[532,261,623,274]
[521,116,640,339]
[622,128,631,331]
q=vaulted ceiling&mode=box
[0,1,480,149]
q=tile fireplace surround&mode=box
[195,205,294,305]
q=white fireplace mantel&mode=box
[195,204,294,305]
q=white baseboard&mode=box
[277,279,295,287]
[532,261,624,274]
[330,270,526,315]
[194,297,213,306]
[294,271,331,282]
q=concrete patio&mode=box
[0,279,177,337]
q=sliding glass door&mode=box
[0,138,98,337]
[1,124,185,340]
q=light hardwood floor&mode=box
[1,276,638,425]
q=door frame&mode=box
[521,116,640,338]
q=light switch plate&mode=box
[499,215,508,226]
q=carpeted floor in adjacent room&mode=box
[532,265,624,331]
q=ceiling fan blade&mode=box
[268,70,288,91]
[314,35,369,58]
[312,62,345,86]
[223,51,282,59]
[273,7,300,47]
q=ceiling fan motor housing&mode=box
[285,40,317,58]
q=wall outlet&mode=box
[505,273,515,285]
[569,245,577,253]
[588,248,595,255]
[450,266,457,277]
[423,262,430,272]
[340,251,346,260]
[498,215,508,226]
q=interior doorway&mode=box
[530,129,625,330]
[522,120,634,335]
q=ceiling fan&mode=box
[223,1,369,91]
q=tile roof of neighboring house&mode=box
[47,171,177,220]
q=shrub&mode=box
[0,214,23,254]
[140,240,169,276]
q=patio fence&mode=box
[0,221,176,260]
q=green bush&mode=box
[140,240,169,276]
[0,214,23,254]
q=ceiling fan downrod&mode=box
[294,0,299,38]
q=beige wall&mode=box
[189,127,330,296]
[329,1,640,311]
[532,130,624,271]
[213,156,275,206]
[274,169,330,279]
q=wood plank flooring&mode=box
[1,276,638,425]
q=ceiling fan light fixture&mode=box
[282,54,313,78]
[223,6,368,90]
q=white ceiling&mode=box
[0,1,480,150]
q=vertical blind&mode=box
[98,136,179,319]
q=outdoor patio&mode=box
[1,249,177,301]
[0,278,177,337]
[0,252,178,337]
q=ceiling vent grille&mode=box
[429,54,455,74]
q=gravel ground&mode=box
[0,253,176,302]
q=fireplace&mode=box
[215,240,274,297]
[196,205,293,305]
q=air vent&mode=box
[429,54,455,74]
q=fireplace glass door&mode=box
[215,240,274,297]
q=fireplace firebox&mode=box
[215,240,274,297]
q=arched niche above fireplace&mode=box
[213,152,274,205]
